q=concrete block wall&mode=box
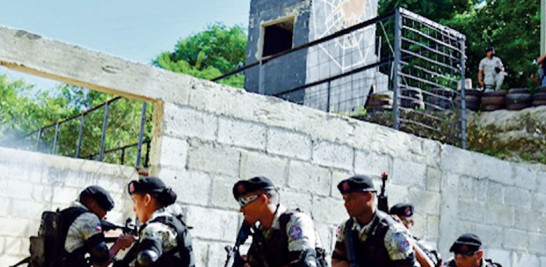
[0,146,137,265]
[1,25,545,266]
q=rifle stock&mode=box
[224,222,251,267]
[378,172,389,213]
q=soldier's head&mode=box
[232,176,279,224]
[127,177,177,223]
[450,233,484,267]
[389,203,414,229]
[79,185,115,220]
[337,175,376,218]
[485,47,495,58]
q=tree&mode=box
[378,0,475,21]
[0,74,152,166]
[153,23,247,88]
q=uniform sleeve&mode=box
[331,222,348,261]
[285,213,316,252]
[74,213,103,241]
[140,222,179,252]
[479,58,485,71]
[384,226,416,265]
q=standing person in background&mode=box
[537,53,546,86]
[443,233,502,267]
[478,47,505,91]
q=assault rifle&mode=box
[102,218,139,243]
[377,172,389,213]
[224,222,252,267]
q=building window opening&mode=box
[262,19,294,58]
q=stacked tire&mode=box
[505,88,532,110]
[400,87,424,109]
[480,90,506,111]
[455,89,481,111]
[532,86,546,107]
[366,92,393,112]
[426,88,454,110]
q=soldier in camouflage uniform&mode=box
[443,234,502,267]
[114,177,195,267]
[232,176,327,267]
[62,185,135,267]
[332,175,417,267]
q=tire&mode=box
[506,103,530,110]
[532,92,546,101]
[455,95,480,111]
[505,93,532,104]
[464,89,483,97]
[481,96,505,105]
[483,90,507,97]
[430,88,454,98]
[367,99,393,106]
[481,104,504,111]
[370,93,393,100]
[532,100,546,106]
[508,88,530,94]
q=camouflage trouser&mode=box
[484,72,505,91]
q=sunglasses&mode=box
[237,193,262,207]
[455,251,477,258]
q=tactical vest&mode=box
[247,209,327,267]
[343,212,397,267]
[136,215,195,267]
[57,207,90,267]
[446,258,502,267]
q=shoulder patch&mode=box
[95,222,102,232]
[393,232,410,252]
[288,225,303,240]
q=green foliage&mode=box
[153,23,247,88]
[378,0,476,21]
[0,75,152,167]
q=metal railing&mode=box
[213,8,467,147]
[5,96,152,168]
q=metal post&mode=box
[392,9,402,130]
[52,123,59,154]
[136,102,147,167]
[459,38,467,149]
[258,59,265,94]
[542,0,546,55]
[144,141,151,168]
[121,148,125,165]
[326,81,331,112]
[76,114,85,158]
[36,128,43,151]
[99,102,110,161]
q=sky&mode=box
[0,0,250,89]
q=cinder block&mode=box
[267,128,311,161]
[511,252,539,267]
[208,241,235,267]
[52,186,79,204]
[159,168,212,206]
[475,223,504,248]
[239,151,288,186]
[391,158,426,189]
[191,239,210,267]
[457,199,485,223]
[485,248,511,267]
[3,180,34,200]
[511,165,538,191]
[330,170,351,198]
[312,141,353,171]
[426,167,441,192]
[408,187,440,215]
[158,136,189,169]
[210,174,240,210]
[486,181,504,204]
[354,150,392,177]
[4,236,23,255]
[504,186,531,210]
[504,228,530,251]
[0,199,10,215]
[425,215,439,240]
[187,142,240,177]
[185,206,239,242]
[486,203,514,227]
[163,103,218,141]
[311,196,345,225]
[218,118,266,150]
[287,160,330,196]
[532,193,546,214]
[279,190,313,213]
[528,233,546,254]
[11,199,46,220]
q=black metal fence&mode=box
[214,8,467,147]
[4,96,152,168]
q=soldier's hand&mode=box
[115,234,137,250]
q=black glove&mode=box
[494,67,501,73]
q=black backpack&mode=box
[27,207,86,267]
[278,209,328,267]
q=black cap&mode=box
[449,233,482,254]
[128,177,168,195]
[389,203,414,217]
[337,175,376,194]
[80,185,115,211]
[232,176,276,200]
[485,47,494,52]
